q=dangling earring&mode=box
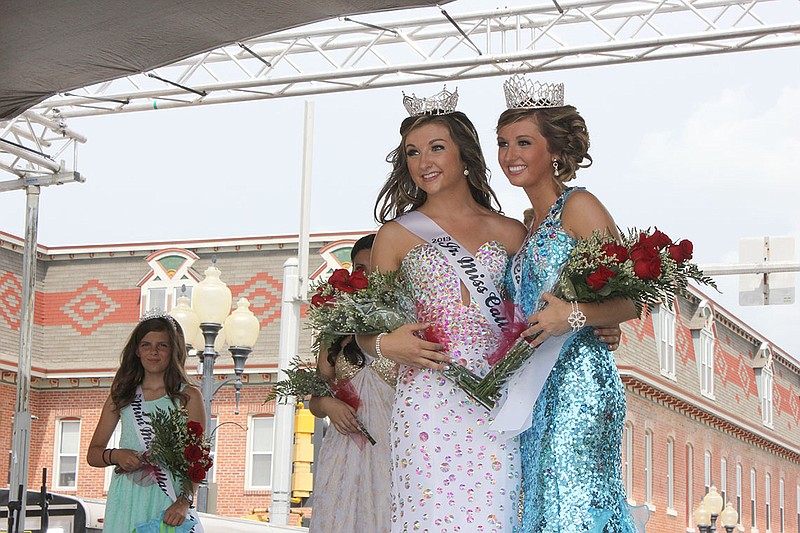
[463,168,469,177]
[552,159,560,178]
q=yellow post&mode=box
[292,404,315,499]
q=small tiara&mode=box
[503,74,565,109]
[140,308,179,330]
[402,86,459,116]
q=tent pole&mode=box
[9,185,41,531]
[297,100,313,299]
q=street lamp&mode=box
[694,501,712,533]
[719,503,739,533]
[170,261,261,513]
[703,486,725,533]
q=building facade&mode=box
[0,229,798,531]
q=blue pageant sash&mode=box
[395,210,508,335]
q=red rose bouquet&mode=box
[145,407,213,499]
[307,268,414,353]
[470,227,716,406]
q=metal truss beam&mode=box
[2,0,800,176]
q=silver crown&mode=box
[139,308,179,330]
[503,74,565,109]
[402,86,459,116]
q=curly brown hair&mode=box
[110,316,192,411]
[496,106,592,184]
[375,112,502,223]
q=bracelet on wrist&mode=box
[568,301,587,332]
[108,448,117,466]
[102,448,112,466]
[375,332,388,359]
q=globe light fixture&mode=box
[719,502,739,533]
[224,298,261,414]
[694,502,712,533]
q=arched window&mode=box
[138,248,200,314]
[755,343,775,427]
[690,300,715,398]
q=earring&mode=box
[552,159,560,178]
[463,168,469,177]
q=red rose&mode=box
[633,256,662,280]
[187,421,203,436]
[310,293,328,308]
[188,463,207,483]
[600,243,629,263]
[184,444,204,462]
[668,239,694,263]
[328,269,351,292]
[349,269,368,290]
[629,243,658,262]
[586,265,617,290]
[644,229,672,249]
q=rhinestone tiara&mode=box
[139,308,179,330]
[503,74,565,109]
[402,86,459,116]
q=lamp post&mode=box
[703,486,725,533]
[694,501,712,533]
[171,262,260,513]
[719,503,739,533]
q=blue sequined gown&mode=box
[391,241,522,533]
[505,188,644,533]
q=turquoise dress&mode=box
[104,393,192,532]
[505,188,646,533]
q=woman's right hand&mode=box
[113,448,145,472]
[379,323,449,370]
[320,397,362,435]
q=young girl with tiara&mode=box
[87,312,206,532]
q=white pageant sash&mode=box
[132,386,203,532]
[395,211,509,335]
[489,333,570,438]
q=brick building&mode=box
[0,229,798,531]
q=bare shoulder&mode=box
[373,219,422,272]
[562,189,617,239]
[485,212,528,253]
[184,384,203,402]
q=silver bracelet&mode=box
[375,332,388,359]
[568,301,586,332]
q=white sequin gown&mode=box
[391,242,521,533]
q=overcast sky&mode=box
[1,0,798,357]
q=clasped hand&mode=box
[378,323,450,370]
[320,397,361,435]
[522,293,622,350]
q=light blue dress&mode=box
[505,188,647,533]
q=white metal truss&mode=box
[2,0,800,178]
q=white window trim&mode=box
[704,451,712,493]
[207,415,218,483]
[53,418,81,490]
[624,422,634,503]
[687,444,694,529]
[653,303,677,380]
[246,415,275,490]
[645,430,653,505]
[721,457,728,506]
[699,328,715,398]
[751,468,757,529]
[766,473,771,533]
[667,438,675,512]
[737,463,743,526]
[138,249,200,315]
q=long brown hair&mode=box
[496,106,592,184]
[110,316,192,410]
[375,111,502,223]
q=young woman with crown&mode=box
[493,74,649,533]
[87,312,205,532]
[357,87,528,532]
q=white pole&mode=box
[297,101,314,300]
[9,185,41,531]
[269,258,299,525]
